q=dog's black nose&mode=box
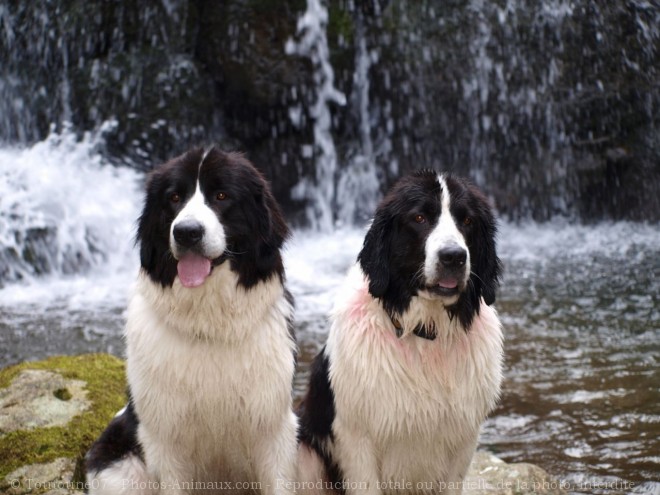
[173,220,205,247]
[438,246,467,268]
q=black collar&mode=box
[390,315,437,341]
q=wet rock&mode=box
[0,370,89,435]
[3,458,82,495]
[465,452,568,494]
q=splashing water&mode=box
[0,125,142,364]
[0,122,142,285]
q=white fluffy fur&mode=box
[88,454,154,495]
[91,263,298,495]
[304,264,503,495]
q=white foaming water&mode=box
[0,123,142,308]
[286,0,346,231]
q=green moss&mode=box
[0,354,126,481]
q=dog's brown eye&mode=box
[170,193,181,203]
[414,214,425,224]
[463,217,472,226]
[216,192,227,201]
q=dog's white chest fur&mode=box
[326,266,503,489]
[125,264,297,483]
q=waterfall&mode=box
[286,0,346,231]
[0,0,656,286]
[336,13,382,226]
[459,0,576,213]
[0,1,214,165]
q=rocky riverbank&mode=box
[0,354,566,494]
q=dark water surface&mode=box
[1,223,658,493]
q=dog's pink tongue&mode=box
[177,253,211,288]
[438,278,458,289]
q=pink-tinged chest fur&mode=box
[326,266,504,442]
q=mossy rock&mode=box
[0,354,126,493]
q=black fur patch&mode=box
[358,170,501,329]
[137,146,289,289]
[85,398,142,474]
[297,348,342,485]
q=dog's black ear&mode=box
[470,185,502,306]
[253,180,290,269]
[230,157,290,287]
[358,214,392,298]
[257,181,290,251]
[136,175,159,271]
[474,232,501,306]
[478,234,501,306]
[136,171,178,286]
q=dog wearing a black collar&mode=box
[297,171,503,495]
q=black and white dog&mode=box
[297,171,504,494]
[86,147,298,494]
